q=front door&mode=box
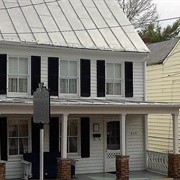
[104,119,121,172]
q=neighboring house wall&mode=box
[147,41,180,152]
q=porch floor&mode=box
[15,171,168,180]
[75,171,167,180]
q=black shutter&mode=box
[31,119,40,153]
[81,117,90,158]
[31,56,41,95]
[0,117,7,161]
[48,57,58,96]
[49,117,59,152]
[80,59,91,97]
[97,60,105,97]
[125,62,133,97]
[0,54,7,94]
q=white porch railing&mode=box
[146,150,168,175]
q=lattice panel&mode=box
[107,152,121,159]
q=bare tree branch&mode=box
[118,0,158,29]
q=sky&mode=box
[153,0,180,27]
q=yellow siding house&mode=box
[147,38,180,152]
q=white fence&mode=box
[146,150,168,175]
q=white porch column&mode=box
[121,114,126,156]
[61,114,68,158]
[172,114,179,154]
[144,114,148,151]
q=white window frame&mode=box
[106,61,124,97]
[59,118,80,156]
[59,59,79,98]
[7,118,31,157]
[7,55,31,97]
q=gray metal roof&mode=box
[147,38,180,66]
[0,0,149,53]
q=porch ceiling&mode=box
[0,98,180,116]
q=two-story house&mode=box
[0,0,180,179]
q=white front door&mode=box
[104,119,121,172]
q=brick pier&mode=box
[168,154,180,179]
[116,155,129,180]
[57,158,71,180]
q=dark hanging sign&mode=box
[33,83,50,124]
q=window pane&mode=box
[60,60,68,76]
[107,121,120,150]
[19,78,28,92]
[69,61,77,77]
[19,138,28,154]
[19,121,28,137]
[106,80,113,95]
[69,79,77,94]
[115,64,121,78]
[8,78,18,92]
[69,137,77,153]
[60,79,68,93]
[9,138,18,155]
[69,120,78,136]
[19,58,28,75]
[107,63,113,78]
[9,124,18,137]
[114,81,121,95]
[9,57,18,74]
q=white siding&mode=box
[76,116,104,174]
[6,157,23,179]
[126,115,145,171]
[133,62,144,101]
[41,56,48,88]
[91,60,97,98]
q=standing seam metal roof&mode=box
[0,0,149,52]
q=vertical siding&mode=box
[147,41,180,152]
[126,115,145,171]
[41,56,48,88]
[133,62,144,101]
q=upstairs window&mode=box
[60,60,78,94]
[8,57,29,94]
[106,63,122,95]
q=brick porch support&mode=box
[57,158,71,180]
[168,154,180,179]
[0,161,6,180]
[116,155,130,180]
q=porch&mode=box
[14,171,168,180]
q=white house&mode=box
[0,0,179,179]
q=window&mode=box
[59,119,78,153]
[107,121,120,150]
[8,119,29,155]
[8,57,29,94]
[60,60,78,94]
[106,63,122,95]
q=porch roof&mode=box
[0,98,180,115]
